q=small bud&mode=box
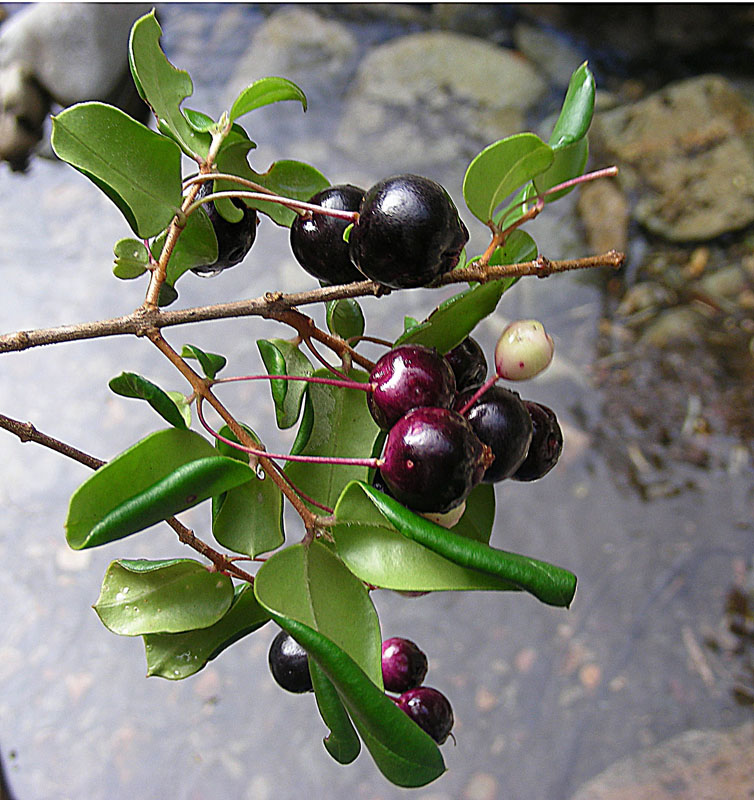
[494,319,554,381]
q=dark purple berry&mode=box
[381,407,491,513]
[268,630,313,694]
[289,184,366,285]
[192,181,258,275]
[444,337,487,394]
[382,637,428,693]
[397,687,454,744]
[371,468,393,497]
[349,174,469,289]
[368,344,456,431]
[456,385,533,483]
[512,401,563,481]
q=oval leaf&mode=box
[256,338,314,429]
[229,76,307,121]
[180,344,227,380]
[326,298,365,341]
[548,61,595,149]
[113,238,149,279]
[93,558,233,636]
[108,372,188,429]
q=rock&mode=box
[569,722,754,800]
[639,306,706,348]
[336,32,547,171]
[577,179,630,256]
[591,75,754,242]
[513,22,587,89]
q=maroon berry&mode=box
[444,337,487,393]
[380,407,490,513]
[268,630,313,694]
[368,344,456,431]
[349,174,469,288]
[289,184,366,285]
[512,401,563,481]
[382,637,428,693]
[397,687,454,744]
[456,385,533,483]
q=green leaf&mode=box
[452,482,496,544]
[128,10,211,160]
[285,369,380,511]
[351,483,577,607]
[144,583,270,679]
[229,76,308,121]
[113,238,149,279]
[166,391,192,428]
[463,132,554,223]
[548,61,595,149]
[65,429,255,550]
[93,558,233,636]
[150,204,218,285]
[180,345,227,380]
[309,653,361,764]
[51,102,182,238]
[326,299,365,341]
[493,182,538,229]
[533,138,589,202]
[290,389,315,456]
[211,425,284,558]
[332,482,517,592]
[108,372,188,430]
[256,338,314,429]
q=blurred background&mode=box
[0,4,752,799]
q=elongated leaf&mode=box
[229,76,307,121]
[150,205,218,285]
[548,61,595,149]
[332,482,517,592]
[129,10,211,160]
[180,345,227,380]
[326,298,365,341]
[51,102,182,238]
[65,429,255,550]
[351,483,577,607]
[309,658,361,764]
[108,372,188,429]
[144,583,270,679]
[533,138,589,202]
[94,559,233,636]
[113,238,149,279]
[463,133,554,223]
[256,338,314,429]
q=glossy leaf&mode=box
[533,138,589,202]
[285,369,380,511]
[65,429,255,550]
[256,338,314,429]
[51,102,182,238]
[150,205,218,286]
[113,238,149,279]
[332,482,517,592]
[212,425,284,558]
[326,298,365,341]
[180,345,227,380]
[353,483,577,607]
[289,390,315,456]
[463,133,554,223]
[229,76,307,121]
[108,372,188,430]
[93,558,233,636]
[128,10,211,160]
[548,61,595,149]
[309,652,361,764]
[144,583,270,679]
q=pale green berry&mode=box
[494,320,554,380]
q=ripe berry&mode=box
[289,184,366,285]
[349,174,469,289]
[381,407,490,513]
[397,687,454,744]
[444,337,487,394]
[495,319,554,380]
[192,181,258,275]
[381,637,428,693]
[268,630,313,693]
[456,385,533,483]
[368,344,456,431]
[512,401,563,481]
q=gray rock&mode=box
[336,31,547,172]
[591,75,754,242]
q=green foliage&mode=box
[108,372,189,429]
[326,298,365,341]
[180,344,227,380]
[256,338,314,429]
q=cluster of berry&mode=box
[269,631,453,745]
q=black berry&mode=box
[397,687,454,744]
[290,184,366,285]
[368,344,456,431]
[381,407,490,513]
[192,181,258,275]
[349,174,469,289]
[382,637,428,693]
[456,385,533,483]
[512,401,563,481]
[268,630,313,694]
[444,337,487,394]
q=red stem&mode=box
[213,373,372,392]
[456,374,499,416]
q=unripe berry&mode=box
[397,686,454,744]
[381,637,428,693]
[494,320,554,381]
